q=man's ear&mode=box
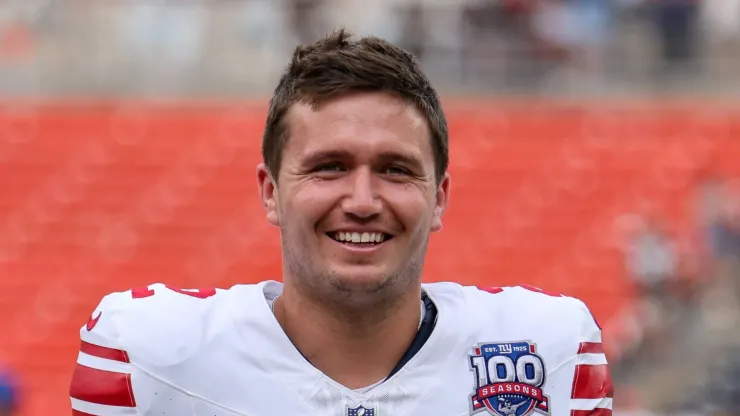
[431,173,451,232]
[257,164,280,226]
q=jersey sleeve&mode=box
[69,289,194,415]
[547,299,614,416]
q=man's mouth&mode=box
[327,231,393,246]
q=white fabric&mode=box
[71,282,611,416]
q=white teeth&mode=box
[332,231,387,244]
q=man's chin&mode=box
[325,265,395,294]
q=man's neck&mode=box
[273,284,422,390]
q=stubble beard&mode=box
[281,230,429,325]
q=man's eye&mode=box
[314,163,344,172]
[385,165,410,175]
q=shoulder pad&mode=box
[80,284,231,366]
[464,284,602,341]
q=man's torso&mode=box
[70,282,610,416]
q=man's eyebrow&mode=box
[300,149,353,167]
[376,151,425,171]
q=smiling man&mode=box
[70,30,613,416]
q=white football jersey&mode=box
[70,282,613,416]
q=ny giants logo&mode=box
[469,341,550,416]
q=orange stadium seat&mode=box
[0,102,738,415]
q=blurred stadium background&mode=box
[0,0,740,415]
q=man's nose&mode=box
[340,168,383,220]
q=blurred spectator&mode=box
[650,0,701,78]
[696,177,740,292]
[0,0,38,95]
[697,176,730,262]
[459,1,532,90]
[625,215,679,355]
[398,3,426,60]
[0,368,17,416]
[683,345,740,414]
[701,0,740,81]
[530,0,614,90]
[672,232,708,306]
[532,0,613,62]
[626,215,678,305]
[285,0,329,45]
[720,185,740,299]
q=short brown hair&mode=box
[261,29,449,184]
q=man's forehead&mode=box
[292,92,416,119]
[284,96,431,155]
[287,94,426,135]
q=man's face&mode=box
[257,92,450,304]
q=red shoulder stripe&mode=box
[577,342,604,355]
[69,364,136,407]
[571,364,614,399]
[80,341,130,363]
[571,409,612,416]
